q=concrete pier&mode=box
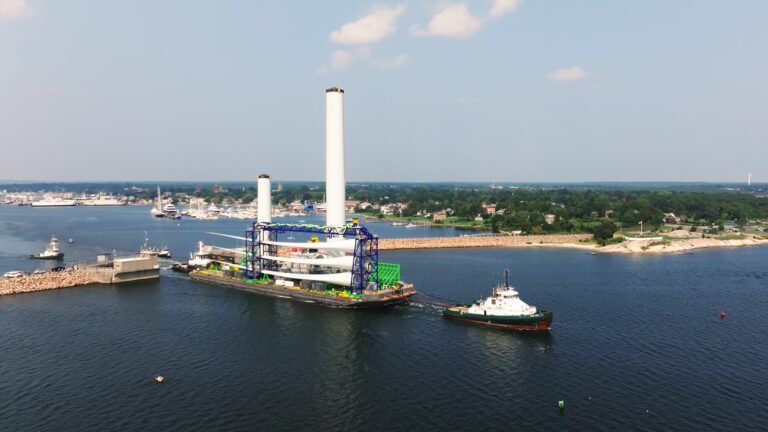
[85,253,159,284]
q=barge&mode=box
[190,269,415,308]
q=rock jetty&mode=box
[0,271,96,296]
[379,234,592,250]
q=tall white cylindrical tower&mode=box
[257,174,272,224]
[325,87,346,228]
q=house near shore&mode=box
[380,203,407,215]
[345,200,361,213]
[433,211,447,222]
[481,203,497,215]
[598,209,614,218]
[664,213,681,224]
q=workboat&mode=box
[163,203,181,219]
[139,233,171,258]
[443,270,552,331]
[29,235,64,260]
[157,245,172,258]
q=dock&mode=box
[84,252,160,284]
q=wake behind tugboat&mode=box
[442,270,553,331]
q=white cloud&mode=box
[489,0,520,17]
[0,0,30,19]
[330,50,353,70]
[317,48,386,74]
[370,54,408,70]
[548,66,587,81]
[415,4,482,38]
[330,5,406,45]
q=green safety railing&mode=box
[377,263,400,286]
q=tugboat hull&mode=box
[29,253,64,260]
[443,308,552,331]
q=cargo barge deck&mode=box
[189,270,416,308]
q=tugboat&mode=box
[29,235,64,260]
[158,244,172,258]
[443,270,552,331]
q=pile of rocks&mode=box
[0,271,96,296]
[379,234,592,250]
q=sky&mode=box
[1,0,766,183]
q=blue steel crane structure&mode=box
[245,221,379,294]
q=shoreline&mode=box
[378,235,768,254]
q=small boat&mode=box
[171,262,193,273]
[391,222,405,226]
[68,238,75,244]
[163,203,181,219]
[140,232,169,256]
[29,235,64,260]
[404,223,417,228]
[443,270,552,331]
[158,245,172,258]
[151,186,165,217]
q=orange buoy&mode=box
[720,311,726,319]
[154,375,165,383]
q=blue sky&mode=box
[1,0,766,183]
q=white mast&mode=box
[325,87,346,228]
[257,174,272,224]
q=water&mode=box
[0,206,472,273]
[1,206,767,431]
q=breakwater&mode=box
[0,271,96,296]
[378,234,592,250]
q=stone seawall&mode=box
[378,234,593,250]
[0,271,96,296]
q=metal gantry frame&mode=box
[245,221,379,294]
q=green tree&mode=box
[593,221,618,245]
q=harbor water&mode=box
[1,206,767,431]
